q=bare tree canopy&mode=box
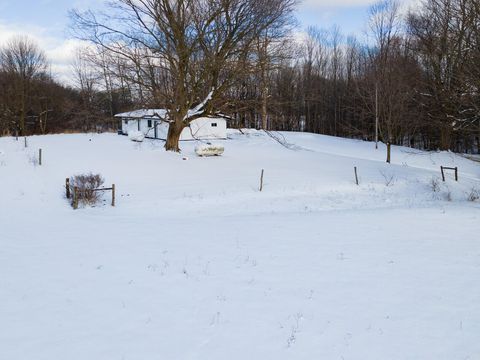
[71,0,297,151]
[0,36,47,81]
[408,0,480,149]
[0,36,48,135]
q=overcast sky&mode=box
[0,0,420,84]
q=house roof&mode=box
[115,109,230,121]
[114,109,168,119]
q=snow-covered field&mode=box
[1,130,479,360]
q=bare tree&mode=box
[368,0,402,145]
[72,48,100,130]
[408,0,479,150]
[0,36,48,135]
[71,0,297,151]
[254,14,296,130]
[72,49,98,106]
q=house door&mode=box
[154,121,158,138]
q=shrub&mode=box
[467,188,479,202]
[28,153,39,167]
[444,189,452,202]
[70,173,104,207]
[380,169,396,187]
[429,177,440,193]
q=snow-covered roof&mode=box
[115,109,168,119]
[116,92,217,120]
[115,108,229,121]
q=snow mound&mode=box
[128,131,145,142]
[195,143,224,156]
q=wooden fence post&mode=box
[73,186,78,210]
[24,136,27,148]
[441,166,445,182]
[259,169,264,192]
[111,184,115,207]
[66,178,70,199]
[455,167,458,181]
[354,166,359,185]
[386,142,391,164]
[39,149,42,166]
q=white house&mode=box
[115,109,228,141]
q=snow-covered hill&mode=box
[1,130,479,359]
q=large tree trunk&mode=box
[440,125,452,151]
[19,85,26,136]
[261,86,268,130]
[386,141,391,163]
[165,121,185,152]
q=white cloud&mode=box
[302,0,376,6]
[72,0,105,10]
[0,22,50,47]
[0,21,87,85]
[301,0,421,7]
[47,39,90,85]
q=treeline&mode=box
[227,0,480,152]
[74,0,480,153]
[0,37,122,136]
[2,0,479,154]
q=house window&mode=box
[148,120,152,127]
[211,123,217,127]
[124,120,128,124]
